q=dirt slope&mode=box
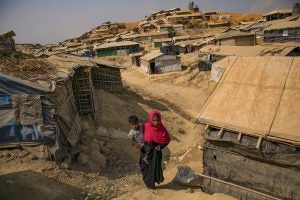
[121,67,215,119]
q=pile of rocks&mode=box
[74,121,129,172]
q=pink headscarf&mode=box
[143,110,171,144]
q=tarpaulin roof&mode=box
[200,45,298,57]
[140,50,163,61]
[198,56,300,145]
[0,74,52,95]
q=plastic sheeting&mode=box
[205,130,300,170]
[198,57,300,145]
[0,96,56,145]
[202,146,300,200]
[0,74,56,145]
[53,80,81,147]
[0,74,51,94]
[201,129,300,200]
[0,95,12,108]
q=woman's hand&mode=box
[143,156,150,164]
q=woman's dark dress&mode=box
[139,142,166,189]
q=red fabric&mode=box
[143,110,170,144]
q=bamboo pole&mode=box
[195,173,281,200]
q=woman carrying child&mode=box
[140,109,171,189]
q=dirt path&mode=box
[116,67,236,200]
[121,67,215,119]
[0,170,84,200]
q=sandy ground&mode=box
[122,66,216,119]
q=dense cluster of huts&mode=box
[4,2,298,76]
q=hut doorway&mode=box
[150,62,155,74]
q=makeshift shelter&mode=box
[173,24,184,31]
[140,50,181,75]
[203,10,218,21]
[207,21,230,28]
[264,17,300,43]
[197,56,300,200]
[263,8,292,21]
[152,38,173,48]
[158,24,173,32]
[0,31,16,52]
[200,45,300,57]
[293,3,300,16]
[129,52,143,66]
[0,73,80,161]
[166,13,202,24]
[94,41,140,57]
[172,37,214,54]
[138,31,170,42]
[173,35,190,43]
[241,15,299,36]
[214,31,256,46]
[0,54,123,161]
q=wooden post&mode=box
[256,136,262,149]
[204,124,209,131]
[238,132,242,142]
[217,128,224,138]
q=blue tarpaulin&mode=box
[0,74,51,95]
[0,95,12,108]
[0,74,56,145]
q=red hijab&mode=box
[143,110,171,144]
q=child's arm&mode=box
[143,142,153,164]
[131,140,139,148]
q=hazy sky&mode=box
[0,0,297,44]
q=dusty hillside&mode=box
[221,12,262,22]
[124,21,140,31]
[122,66,215,119]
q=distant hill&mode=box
[221,12,262,22]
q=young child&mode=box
[128,116,150,164]
[128,115,144,148]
